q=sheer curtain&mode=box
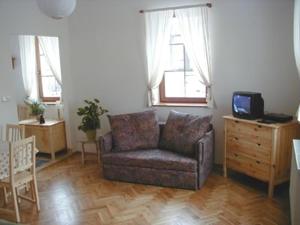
[38,36,62,85]
[19,35,38,101]
[145,11,172,106]
[176,7,213,107]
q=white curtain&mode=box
[19,35,38,101]
[38,36,62,86]
[176,7,213,107]
[294,0,300,76]
[145,11,173,106]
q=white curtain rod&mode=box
[139,3,212,13]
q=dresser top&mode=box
[223,115,297,129]
[293,140,300,172]
[19,119,64,127]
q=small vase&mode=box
[39,114,45,124]
[85,130,96,141]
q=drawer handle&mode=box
[234,121,239,124]
[257,143,261,146]
[234,137,239,141]
[257,125,262,128]
[234,153,238,157]
[256,160,261,164]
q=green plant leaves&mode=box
[77,99,108,132]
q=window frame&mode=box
[35,36,61,103]
[159,36,207,104]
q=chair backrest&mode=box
[6,124,25,142]
[17,104,30,121]
[9,136,36,182]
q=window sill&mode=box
[153,102,208,108]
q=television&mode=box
[232,91,264,120]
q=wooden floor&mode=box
[0,153,290,225]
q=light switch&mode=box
[1,96,11,102]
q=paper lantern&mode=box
[37,0,77,19]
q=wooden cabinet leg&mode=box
[268,183,274,198]
[51,152,55,160]
[223,164,227,178]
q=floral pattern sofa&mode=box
[99,110,214,190]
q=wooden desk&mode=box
[19,119,67,160]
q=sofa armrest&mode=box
[195,129,214,189]
[99,132,113,156]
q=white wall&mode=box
[68,0,300,162]
[0,0,74,146]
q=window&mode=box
[35,36,62,102]
[159,18,206,104]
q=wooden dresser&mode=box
[19,119,67,160]
[223,115,300,197]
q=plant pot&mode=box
[85,130,96,141]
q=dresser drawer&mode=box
[226,120,272,144]
[226,133,272,163]
[227,152,271,181]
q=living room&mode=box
[0,0,299,224]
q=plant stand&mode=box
[80,140,100,165]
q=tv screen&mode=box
[233,95,251,114]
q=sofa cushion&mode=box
[102,149,197,172]
[108,110,160,151]
[159,111,212,157]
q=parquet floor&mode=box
[0,153,290,225]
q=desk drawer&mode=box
[227,152,271,181]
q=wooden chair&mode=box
[5,124,25,142]
[4,124,26,202]
[17,104,30,121]
[0,136,40,223]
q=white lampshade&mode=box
[37,0,77,19]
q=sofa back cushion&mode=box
[159,111,212,157]
[108,110,160,151]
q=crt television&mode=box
[232,91,264,120]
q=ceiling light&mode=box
[36,0,77,19]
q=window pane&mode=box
[164,71,206,98]
[40,55,53,75]
[166,45,184,71]
[185,71,206,98]
[41,76,61,98]
[164,71,185,97]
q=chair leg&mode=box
[32,179,40,211]
[3,187,8,205]
[25,183,30,192]
[30,181,35,202]
[16,188,21,204]
[11,186,20,223]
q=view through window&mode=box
[35,36,62,102]
[159,18,206,104]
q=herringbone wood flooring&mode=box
[0,153,290,225]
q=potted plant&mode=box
[77,99,108,141]
[24,99,46,122]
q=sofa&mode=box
[99,110,214,190]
